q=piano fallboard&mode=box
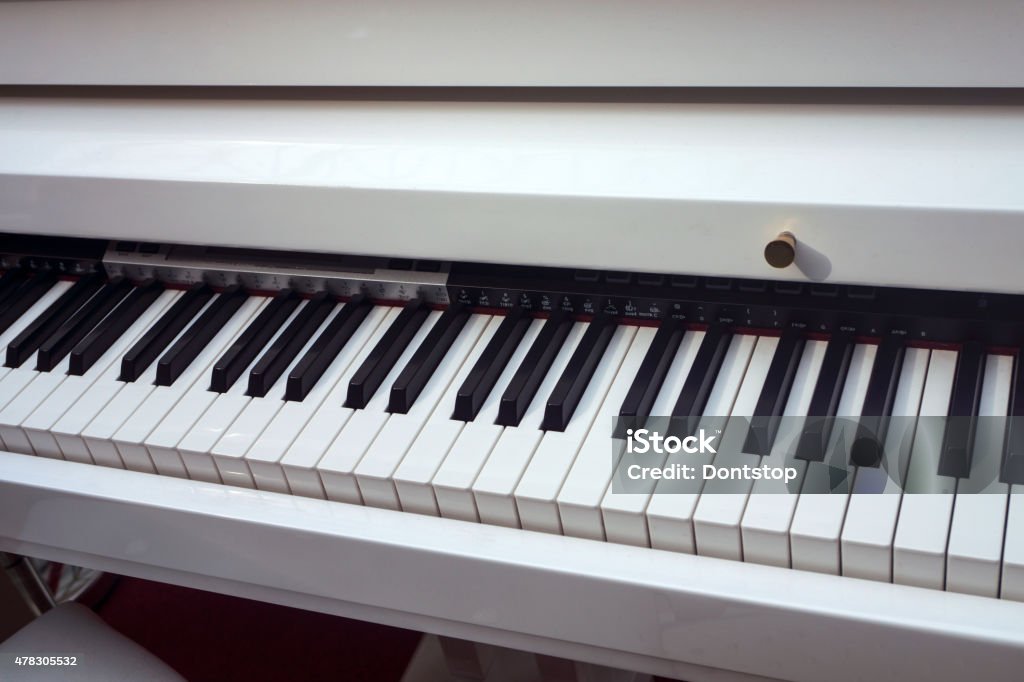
[2,97,1024,294]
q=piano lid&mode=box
[2,96,1024,295]
[1,0,1023,88]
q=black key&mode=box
[796,330,854,462]
[0,272,57,337]
[850,335,905,467]
[35,278,134,372]
[286,295,373,402]
[670,325,732,436]
[389,304,471,414]
[0,268,27,311]
[496,312,573,427]
[248,291,336,398]
[119,282,213,382]
[938,341,987,478]
[618,318,684,430]
[5,273,102,368]
[346,299,429,409]
[68,279,164,376]
[744,328,806,456]
[210,289,300,393]
[1001,353,1024,485]
[541,314,616,432]
[155,285,248,386]
[453,308,532,422]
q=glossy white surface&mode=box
[3,99,1024,293]
[738,339,827,568]
[691,336,777,561]
[644,335,756,554]
[515,325,636,534]
[354,313,493,509]
[597,330,705,548]
[106,297,266,474]
[212,302,337,485]
[20,291,179,458]
[893,350,959,590]
[2,0,1023,87]
[840,348,929,583]
[393,318,543,517]
[152,296,296,482]
[947,355,1013,598]
[460,323,586,527]
[0,282,74,418]
[245,305,391,494]
[2,451,1023,682]
[1002,489,1024,602]
[788,344,876,575]
[316,310,442,504]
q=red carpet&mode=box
[97,577,421,682]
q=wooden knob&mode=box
[764,232,797,268]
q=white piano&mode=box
[2,2,1024,680]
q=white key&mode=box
[316,310,442,503]
[840,348,929,582]
[892,349,958,590]
[53,290,210,465]
[0,281,73,392]
[394,318,543,516]
[279,307,401,499]
[19,290,180,459]
[0,361,49,421]
[76,291,226,468]
[211,302,345,488]
[551,326,658,540]
[143,295,289,482]
[740,339,827,568]
[575,329,703,544]
[1003,485,1024,602]
[0,284,149,450]
[0,281,77,417]
[354,314,493,509]
[691,335,780,560]
[0,353,76,452]
[98,295,266,473]
[947,354,1012,598]
[153,297,302,482]
[246,305,390,494]
[644,334,757,553]
[789,343,876,575]
[514,325,637,534]
[462,322,587,526]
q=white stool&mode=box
[0,602,184,681]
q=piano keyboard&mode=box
[2,264,1024,603]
